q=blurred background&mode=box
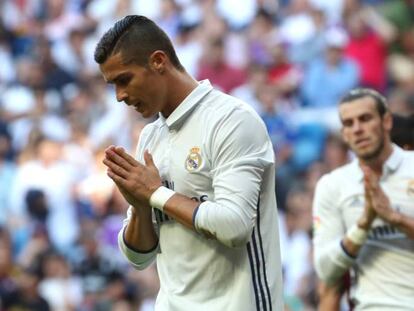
[0,0,413,310]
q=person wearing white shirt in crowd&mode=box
[95,15,283,311]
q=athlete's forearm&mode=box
[162,193,200,230]
[314,241,354,284]
[341,214,374,257]
[124,207,158,252]
[341,237,363,258]
[161,192,254,248]
[317,281,343,311]
[388,211,414,240]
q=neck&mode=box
[161,70,198,118]
[359,141,393,175]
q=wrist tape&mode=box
[346,224,368,245]
[149,186,175,211]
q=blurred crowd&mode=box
[0,0,413,310]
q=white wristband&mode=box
[346,224,368,245]
[149,186,175,211]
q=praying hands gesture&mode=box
[102,146,162,208]
[363,166,394,223]
[363,166,414,239]
[358,166,377,230]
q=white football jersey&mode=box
[313,146,414,310]
[118,80,283,311]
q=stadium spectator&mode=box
[0,227,17,304]
[196,35,247,93]
[279,188,313,302]
[301,27,360,107]
[313,88,414,310]
[0,125,16,226]
[231,63,268,114]
[344,6,396,91]
[267,35,302,105]
[38,250,83,310]
[2,264,50,311]
[10,137,80,253]
[322,133,350,172]
[246,9,277,66]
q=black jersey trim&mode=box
[246,196,273,311]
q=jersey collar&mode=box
[352,144,405,182]
[383,144,404,175]
[160,80,213,130]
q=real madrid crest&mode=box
[407,180,414,197]
[185,147,202,172]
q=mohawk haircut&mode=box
[94,15,184,70]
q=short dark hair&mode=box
[94,15,183,70]
[339,88,389,118]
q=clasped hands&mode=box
[361,166,398,227]
[103,145,162,208]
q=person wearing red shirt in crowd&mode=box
[267,37,302,102]
[344,7,396,92]
[196,36,247,94]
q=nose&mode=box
[352,120,363,134]
[115,87,128,103]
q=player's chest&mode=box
[149,126,213,194]
[340,176,414,228]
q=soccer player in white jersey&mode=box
[94,15,283,311]
[313,88,414,310]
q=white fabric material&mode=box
[279,13,316,45]
[0,47,15,84]
[10,160,79,249]
[118,208,159,270]
[39,277,83,309]
[230,84,264,115]
[309,0,344,24]
[216,0,257,29]
[278,213,312,296]
[313,145,414,310]
[149,186,175,211]
[119,80,283,311]
[346,224,368,245]
[175,40,202,78]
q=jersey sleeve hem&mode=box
[315,238,356,284]
[118,227,158,270]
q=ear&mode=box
[149,50,167,74]
[338,113,349,144]
[383,111,393,132]
[340,126,349,144]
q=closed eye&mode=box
[342,113,374,128]
[342,119,353,127]
[115,75,132,87]
[359,113,373,122]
